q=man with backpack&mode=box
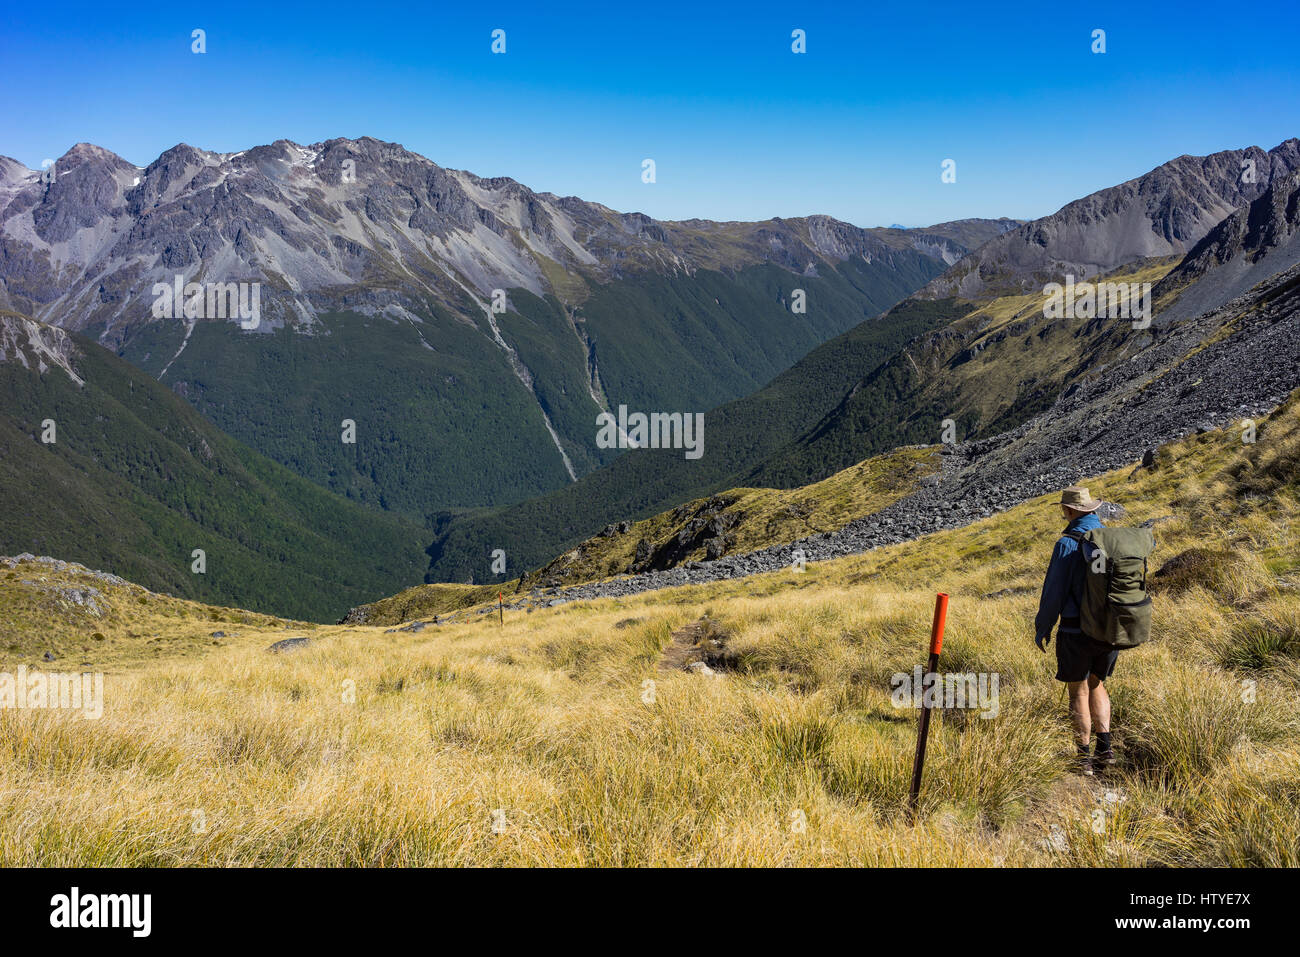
[1035,486,1154,775]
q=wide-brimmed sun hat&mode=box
[1058,486,1102,512]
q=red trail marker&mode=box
[908,593,948,822]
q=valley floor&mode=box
[1,403,1298,866]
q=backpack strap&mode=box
[1062,530,1092,615]
[1065,529,1093,561]
[1067,528,1108,581]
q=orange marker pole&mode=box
[908,592,949,823]
[498,592,504,626]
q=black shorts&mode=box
[1055,630,1119,683]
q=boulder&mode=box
[267,637,311,654]
[1095,501,1127,520]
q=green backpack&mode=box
[1066,527,1156,649]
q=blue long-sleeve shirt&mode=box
[1035,512,1104,639]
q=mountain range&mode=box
[420,140,1300,583]
[359,150,1300,615]
[919,141,1300,300]
[0,138,1013,517]
[3,136,1299,617]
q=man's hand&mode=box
[1035,633,1050,652]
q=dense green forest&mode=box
[110,256,945,521]
[424,298,968,583]
[111,303,581,518]
[0,334,427,621]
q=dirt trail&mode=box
[657,617,737,672]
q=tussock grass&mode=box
[1,397,1298,865]
[519,446,938,595]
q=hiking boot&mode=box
[1075,752,1094,776]
[1094,748,1118,768]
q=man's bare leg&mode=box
[1089,674,1115,765]
[1067,680,1091,748]
[1088,674,1110,734]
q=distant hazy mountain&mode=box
[0,137,998,514]
[905,217,1020,251]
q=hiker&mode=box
[1033,486,1118,775]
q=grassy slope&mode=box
[0,330,428,622]
[520,445,938,588]
[2,393,1296,865]
[347,445,938,625]
[0,557,305,665]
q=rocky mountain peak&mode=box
[0,136,999,342]
[1152,165,1300,324]
[919,140,1300,301]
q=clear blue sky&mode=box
[3,0,1298,227]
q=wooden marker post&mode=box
[908,592,949,823]
[498,591,504,626]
